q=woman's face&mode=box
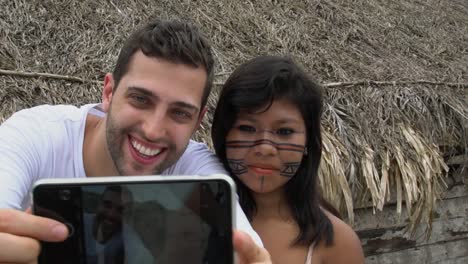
[225,98,307,194]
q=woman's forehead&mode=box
[236,98,303,122]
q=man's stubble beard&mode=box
[104,104,181,176]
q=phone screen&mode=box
[33,179,233,264]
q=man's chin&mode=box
[118,166,163,177]
[117,154,175,176]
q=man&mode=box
[0,19,271,263]
[84,186,133,264]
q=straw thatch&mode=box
[1,0,467,238]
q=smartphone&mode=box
[32,174,236,264]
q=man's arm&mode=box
[0,110,63,262]
[0,110,46,209]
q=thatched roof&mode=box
[1,0,467,236]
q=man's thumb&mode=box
[233,230,270,264]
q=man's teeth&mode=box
[131,140,162,156]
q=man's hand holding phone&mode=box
[0,210,271,264]
[1,175,271,264]
[0,208,68,263]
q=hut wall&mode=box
[355,171,468,263]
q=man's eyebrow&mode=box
[172,101,199,113]
[127,86,154,97]
[127,86,200,113]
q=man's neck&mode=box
[83,113,119,177]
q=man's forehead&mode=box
[117,52,207,110]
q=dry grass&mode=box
[1,0,467,237]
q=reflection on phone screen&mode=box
[35,181,232,264]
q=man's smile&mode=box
[128,136,167,165]
[130,137,163,156]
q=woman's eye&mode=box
[238,125,256,133]
[276,128,294,136]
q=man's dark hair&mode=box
[112,19,215,108]
[101,185,134,205]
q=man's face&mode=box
[102,51,207,176]
[95,190,132,240]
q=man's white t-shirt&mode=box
[0,104,262,246]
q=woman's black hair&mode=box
[211,55,335,247]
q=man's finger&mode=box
[233,230,271,264]
[0,232,41,263]
[0,209,68,242]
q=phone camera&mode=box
[64,222,75,237]
[58,189,71,201]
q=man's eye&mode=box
[130,94,148,105]
[173,110,192,120]
[276,128,294,136]
[238,125,256,133]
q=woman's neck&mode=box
[252,188,292,220]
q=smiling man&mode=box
[0,19,270,264]
[84,50,210,178]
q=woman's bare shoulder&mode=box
[316,210,365,264]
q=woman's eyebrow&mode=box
[237,116,257,122]
[237,115,302,124]
[274,118,302,125]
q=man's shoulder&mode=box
[5,104,95,125]
[181,140,219,161]
[185,139,211,151]
[162,140,226,176]
[0,103,96,163]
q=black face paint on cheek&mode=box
[280,162,301,177]
[227,159,248,175]
[226,139,305,153]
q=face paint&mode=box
[227,158,267,191]
[280,162,301,177]
[227,158,248,175]
[224,98,308,194]
[226,139,305,178]
[226,139,305,153]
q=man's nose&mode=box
[141,109,168,140]
[107,207,122,221]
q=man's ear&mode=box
[194,106,208,131]
[102,73,115,112]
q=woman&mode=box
[212,56,364,263]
